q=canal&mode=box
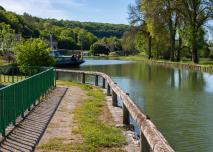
[60,59,213,152]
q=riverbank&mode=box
[85,55,213,73]
[37,81,139,152]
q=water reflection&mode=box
[59,59,213,152]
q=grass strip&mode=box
[38,80,126,152]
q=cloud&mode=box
[0,0,87,19]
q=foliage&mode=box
[38,24,97,50]
[14,38,55,66]
[0,5,127,52]
[58,37,77,50]
[122,28,138,52]
[77,29,97,50]
[126,0,213,63]
[90,43,110,55]
[128,0,144,26]
[96,37,122,51]
[136,30,147,52]
[0,9,39,38]
[40,19,129,38]
[21,12,128,39]
[0,23,16,53]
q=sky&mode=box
[0,0,134,24]
[0,0,212,40]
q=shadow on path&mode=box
[0,87,67,152]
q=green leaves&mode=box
[0,23,16,53]
[14,38,55,67]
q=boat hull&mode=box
[54,60,85,68]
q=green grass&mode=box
[74,86,126,148]
[113,56,213,65]
[38,137,93,151]
[38,80,126,152]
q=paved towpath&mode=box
[0,87,67,152]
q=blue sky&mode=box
[0,0,134,24]
[0,0,212,40]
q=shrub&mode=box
[90,43,110,55]
[14,38,55,67]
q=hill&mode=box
[0,6,129,39]
[41,19,129,38]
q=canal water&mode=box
[59,59,213,152]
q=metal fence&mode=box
[0,66,55,136]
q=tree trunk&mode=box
[168,18,176,62]
[176,37,182,62]
[148,35,152,59]
[191,32,199,64]
[170,35,175,62]
[192,42,199,64]
[167,1,176,62]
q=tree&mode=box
[0,23,16,53]
[78,29,97,50]
[177,0,213,63]
[122,27,138,54]
[14,38,55,66]
[142,0,179,61]
[90,43,110,55]
[128,0,152,59]
[96,37,122,52]
[58,37,77,50]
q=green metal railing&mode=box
[0,66,48,85]
[0,66,55,136]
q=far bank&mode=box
[85,55,213,73]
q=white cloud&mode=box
[0,0,87,19]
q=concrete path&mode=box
[36,86,88,152]
[0,87,67,152]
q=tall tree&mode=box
[128,0,152,59]
[122,27,138,53]
[142,0,179,61]
[177,0,213,63]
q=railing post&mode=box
[102,78,106,88]
[28,106,31,111]
[33,100,37,106]
[140,130,150,152]
[12,66,14,83]
[21,113,24,119]
[112,90,118,107]
[107,83,111,96]
[82,73,86,84]
[56,71,59,80]
[95,75,98,86]
[123,103,130,126]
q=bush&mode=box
[90,43,110,55]
[199,45,210,58]
[14,38,55,66]
[58,37,77,50]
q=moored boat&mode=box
[50,50,85,67]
